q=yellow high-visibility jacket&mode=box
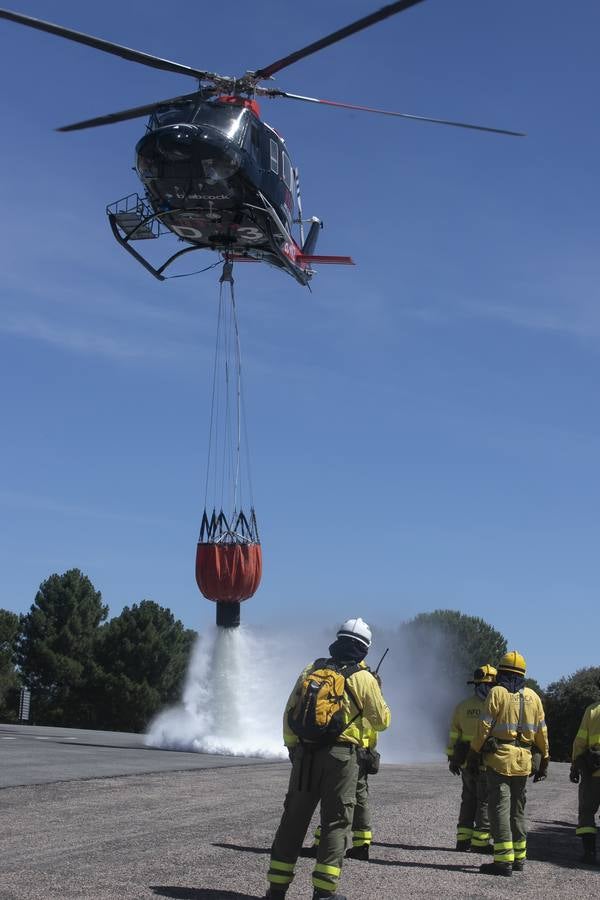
[572,701,600,778]
[446,694,486,763]
[471,685,549,776]
[283,659,391,749]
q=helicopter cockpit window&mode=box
[282,153,293,191]
[192,104,247,144]
[152,102,196,128]
[269,139,279,175]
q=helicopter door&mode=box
[249,123,261,164]
[280,151,294,224]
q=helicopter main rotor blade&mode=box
[261,89,525,137]
[57,91,204,132]
[0,8,212,80]
[253,0,427,80]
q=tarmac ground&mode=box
[0,724,597,899]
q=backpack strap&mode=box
[341,663,364,724]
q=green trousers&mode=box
[577,774,600,836]
[457,767,491,848]
[314,767,372,849]
[351,769,372,847]
[268,743,359,895]
[486,768,527,864]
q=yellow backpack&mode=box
[288,659,362,745]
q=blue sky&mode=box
[1,1,599,687]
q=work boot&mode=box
[455,839,471,851]
[471,843,493,854]
[479,861,512,877]
[312,892,347,900]
[265,889,287,898]
[512,860,526,872]
[582,834,597,864]
[299,844,318,858]
[346,844,369,860]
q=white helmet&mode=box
[337,617,372,649]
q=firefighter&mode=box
[570,698,600,864]
[265,618,391,900]
[301,663,382,862]
[447,664,497,853]
[468,650,549,877]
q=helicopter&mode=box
[0,2,524,286]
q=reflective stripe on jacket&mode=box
[471,685,549,776]
[572,701,600,778]
[283,660,391,748]
[446,694,485,761]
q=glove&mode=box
[533,756,549,783]
[448,760,462,776]
[465,749,481,773]
[570,766,580,784]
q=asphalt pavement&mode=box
[0,725,597,899]
[0,724,267,788]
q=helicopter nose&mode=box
[156,125,197,161]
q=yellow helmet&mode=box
[468,664,497,685]
[498,650,526,675]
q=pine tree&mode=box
[0,609,21,722]
[17,569,108,725]
[93,600,195,732]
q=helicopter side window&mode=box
[269,139,279,174]
[250,124,261,162]
[282,152,293,191]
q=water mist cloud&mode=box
[147,620,467,764]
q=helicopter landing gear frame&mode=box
[106,191,351,285]
[107,193,205,281]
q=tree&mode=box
[17,569,108,726]
[0,609,21,722]
[93,600,195,732]
[381,610,508,757]
[524,677,544,697]
[544,667,600,762]
[400,610,508,683]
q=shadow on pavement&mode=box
[151,888,258,899]
[527,819,580,869]
[213,843,270,855]
[373,840,455,853]
[55,741,144,751]
[369,857,477,873]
